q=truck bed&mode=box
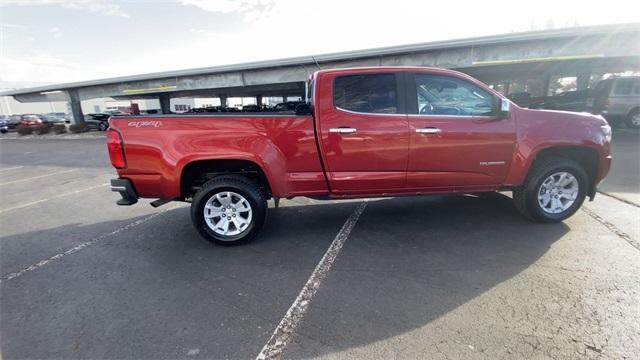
[109,114,328,199]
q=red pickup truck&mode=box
[107,66,612,245]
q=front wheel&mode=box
[98,122,108,131]
[513,158,588,222]
[190,175,267,245]
[625,108,640,129]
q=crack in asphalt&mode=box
[581,207,639,251]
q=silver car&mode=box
[586,76,640,129]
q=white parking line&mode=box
[0,168,78,186]
[0,206,178,284]
[0,166,24,172]
[0,183,109,213]
[256,201,368,360]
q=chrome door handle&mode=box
[329,127,357,134]
[416,127,442,134]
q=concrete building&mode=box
[2,23,638,123]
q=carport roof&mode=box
[2,22,639,97]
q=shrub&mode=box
[16,125,34,136]
[69,123,89,133]
[52,124,67,134]
[34,123,53,135]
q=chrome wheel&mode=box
[537,172,579,214]
[204,191,252,236]
[631,113,640,127]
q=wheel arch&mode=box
[526,145,599,197]
[179,158,273,200]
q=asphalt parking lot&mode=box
[1,130,639,359]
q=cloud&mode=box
[1,0,129,17]
[48,27,62,39]
[178,0,275,21]
[0,53,97,83]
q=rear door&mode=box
[317,72,409,193]
[406,72,516,190]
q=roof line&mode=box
[2,22,638,97]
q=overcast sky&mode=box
[1,0,637,85]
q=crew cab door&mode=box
[316,72,409,193]
[406,72,516,189]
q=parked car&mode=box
[40,114,66,124]
[272,101,304,112]
[532,89,590,113]
[45,112,68,124]
[19,114,44,126]
[507,92,533,108]
[586,76,640,128]
[241,104,263,112]
[84,113,111,131]
[0,116,9,133]
[108,66,612,245]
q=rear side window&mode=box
[613,78,634,95]
[333,74,397,114]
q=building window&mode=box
[174,104,191,111]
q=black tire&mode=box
[0,129,7,134]
[625,108,640,129]
[98,122,108,131]
[190,175,267,245]
[513,157,588,223]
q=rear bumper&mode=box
[110,178,138,206]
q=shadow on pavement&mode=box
[1,193,569,359]
[282,193,570,357]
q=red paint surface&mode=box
[108,67,612,200]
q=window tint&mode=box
[334,74,397,114]
[415,74,495,116]
[613,78,634,95]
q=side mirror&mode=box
[499,98,510,118]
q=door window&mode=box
[415,74,495,116]
[333,74,397,114]
[613,78,634,95]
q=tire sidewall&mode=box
[191,182,266,245]
[526,163,588,222]
[625,109,640,129]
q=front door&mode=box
[317,72,409,193]
[406,72,516,190]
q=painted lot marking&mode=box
[0,183,110,214]
[256,201,368,360]
[0,206,178,283]
[0,168,78,186]
[0,166,24,172]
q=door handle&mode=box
[329,127,357,134]
[416,127,442,134]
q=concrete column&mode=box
[67,88,84,124]
[256,96,263,106]
[282,96,287,103]
[542,74,552,96]
[577,69,592,90]
[159,93,171,114]
[219,95,228,107]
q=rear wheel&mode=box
[625,108,640,129]
[190,175,267,245]
[513,158,588,222]
[98,122,108,131]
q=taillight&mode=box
[106,129,126,169]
